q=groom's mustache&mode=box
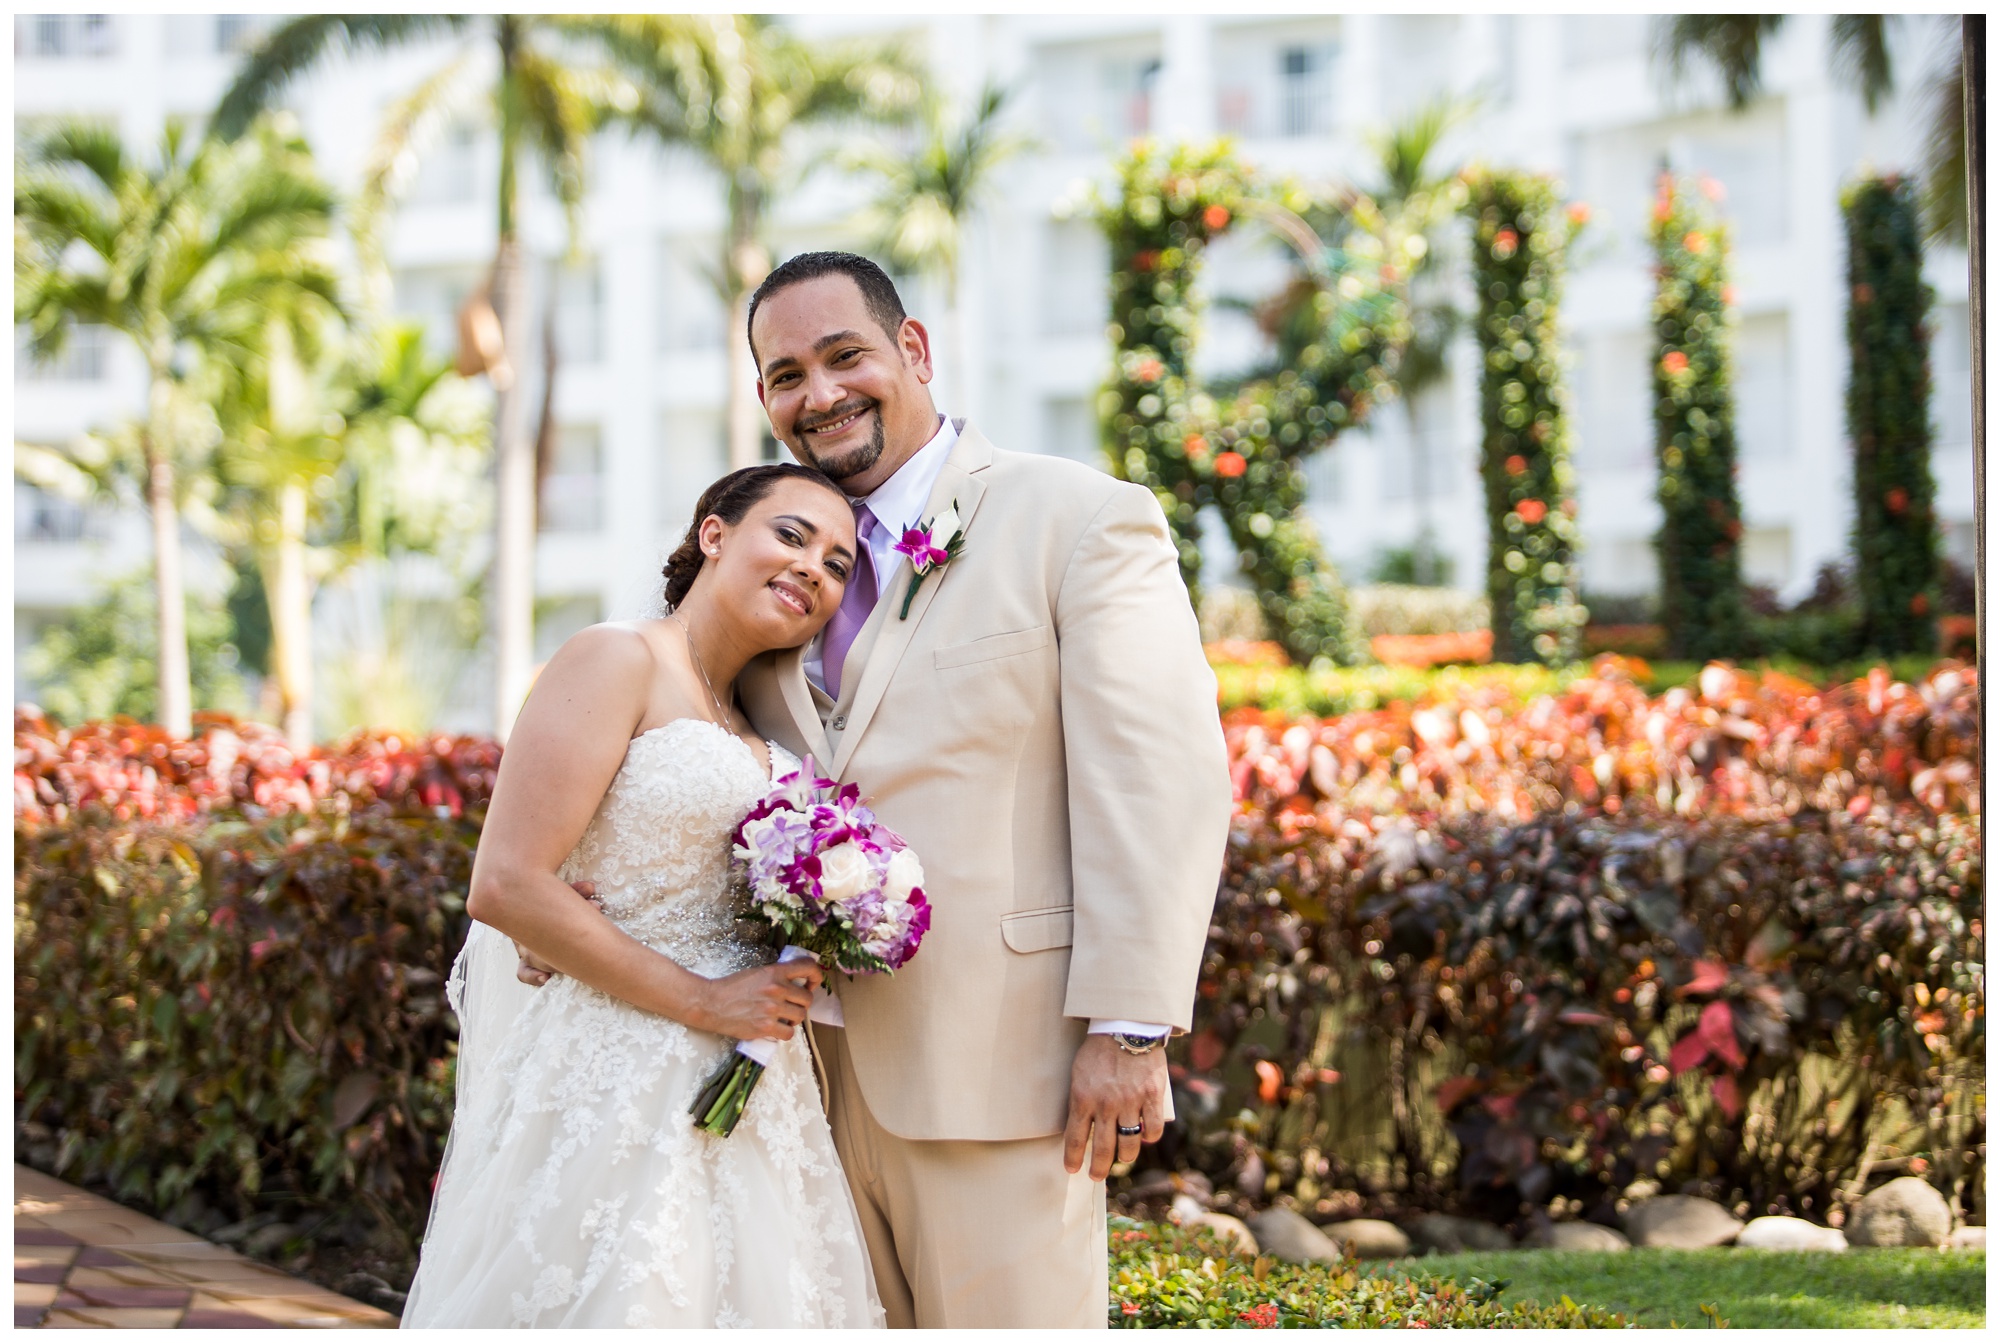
[796,397,878,435]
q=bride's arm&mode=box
[465,624,819,1040]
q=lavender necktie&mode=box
[822,504,878,700]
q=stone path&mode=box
[14,1165,395,1329]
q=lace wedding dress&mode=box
[402,719,882,1328]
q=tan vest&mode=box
[738,423,1231,1141]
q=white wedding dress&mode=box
[402,719,882,1328]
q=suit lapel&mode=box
[830,424,993,779]
[743,646,834,768]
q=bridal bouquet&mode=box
[690,758,931,1136]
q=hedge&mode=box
[1463,170,1587,668]
[1650,174,1750,661]
[1176,659,1981,1230]
[14,664,1984,1272]
[1107,1218,1628,1327]
[1843,175,1941,655]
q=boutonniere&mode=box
[892,503,965,619]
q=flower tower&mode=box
[1096,141,1409,666]
[1462,169,1586,666]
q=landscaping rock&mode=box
[1946,1226,1985,1251]
[1621,1195,1743,1248]
[1407,1213,1515,1255]
[1735,1216,1847,1252]
[1320,1218,1413,1259]
[1525,1220,1630,1251]
[1847,1177,1953,1248]
[1247,1207,1340,1264]
[1192,1212,1260,1258]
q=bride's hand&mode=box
[691,960,825,1041]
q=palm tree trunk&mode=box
[726,191,771,470]
[489,233,537,741]
[144,380,192,738]
[266,480,314,748]
[1965,15,1985,668]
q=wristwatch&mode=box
[1111,1031,1165,1056]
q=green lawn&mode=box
[1368,1248,1986,1329]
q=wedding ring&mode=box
[1117,1123,1143,1136]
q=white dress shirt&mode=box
[800,413,1168,1045]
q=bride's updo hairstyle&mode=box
[662,463,848,611]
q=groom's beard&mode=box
[795,397,886,485]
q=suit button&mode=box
[831,714,847,730]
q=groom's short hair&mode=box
[747,251,908,359]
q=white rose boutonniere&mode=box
[891,504,965,619]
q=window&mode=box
[658,240,725,353]
[215,16,267,55]
[18,14,114,58]
[658,411,726,528]
[15,482,105,545]
[1932,302,1973,450]
[540,425,603,533]
[552,260,603,366]
[1735,314,1791,461]
[390,266,481,362]
[1741,525,1793,589]
[1104,56,1162,139]
[1278,45,1335,138]
[405,122,478,207]
[1040,220,1107,338]
[15,324,110,382]
[1574,330,1653,472]
[1040,397,1102,466]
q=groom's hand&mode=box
[514,880,605,986]
[1064,1035,1167,1181]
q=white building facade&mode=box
[15,13,1977,727]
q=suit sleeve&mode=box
[1053,483,1232,1030]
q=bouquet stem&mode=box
[690,1051,766,1137]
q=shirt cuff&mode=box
[1088,1020,1171,1037]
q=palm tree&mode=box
[1363,96,1476,586]
[844,83,1033,418]
[1652,15,1969,241]
[15,116,338,736]
[215,15,621,741]
[592,15,921,468]
[212,313,486,746]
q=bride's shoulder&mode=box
[544,621,668,688]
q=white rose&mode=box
[884,847,924,903]
[930,504,961,547]
[816,842,873,907]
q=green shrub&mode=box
[14,812,472,1249]
[1462,171,1586,668]
[1650,174,1750,661]
[1843,175,1941,655]
[1107,1218,1628,1327]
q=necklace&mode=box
[671,611,734,728]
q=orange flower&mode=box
[1567,202,1592,226]
[1699,175,1726,202]
[1722,285,1740,306]
[1203,203,1231,229]
[1133,250,1160,272]
[1516,498,1548,525]
[1121,1302,1142,1317]
[1505,454,1528,476]
[1910,592,1930,615]
[1254,1058,1283,1103]
[1214,451,1248,478]
[1661,350,1689,375]
[1133,357,1164,383]
[1683,231,1708,254]
[1854,283,1874,304]
[1886,486,1909,514]
[1492,227,1519,259]
[1183,432,1207,457]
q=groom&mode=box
[732,252,1230,1328]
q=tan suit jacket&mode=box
[739,422,1230,1142]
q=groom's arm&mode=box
[1052,483,1232,1176]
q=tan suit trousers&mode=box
[817,1026,1107,1329]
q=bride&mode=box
[402,463,881,1328]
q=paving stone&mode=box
[67,1266,191,1290]
[16,1304,49,1328]
[72,1248,137,1268]
[182,1307,280,1328]
[16,1284,59,1307]
[15,1245,78,1270]
[41,1305,185,1328]
[55,1284,192,1310]
[13,1229,82,1248]
[14,1264,67,1285]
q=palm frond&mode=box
[1652,14,1786,110]
[213,13,469,140]
[1922,38,1970,244]
[1831,14,1896,114]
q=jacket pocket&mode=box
[999,904,1074,953]
[934,624,1051,670]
